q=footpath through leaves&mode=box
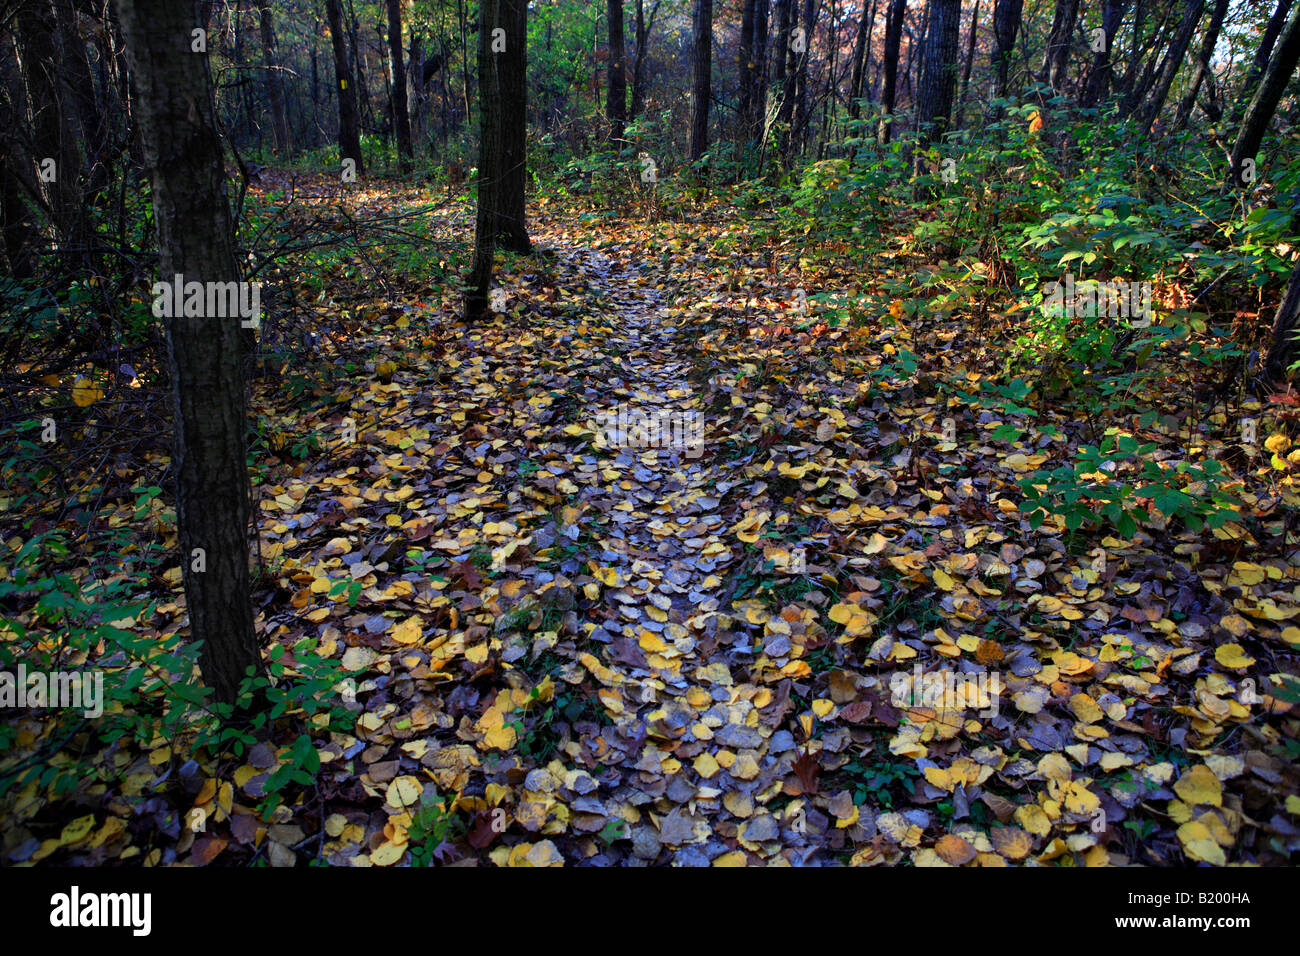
[4,177,1298,867]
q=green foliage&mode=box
[1018,431,1243,539]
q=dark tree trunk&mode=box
[916,0,961,149]
[1230,0,1293,129]
[991,0,1023,99]
[630,0,662,120]
[1230,0,1300,188]
[1266,258,1300,380]
[387,0,413,163]
[792,0,815,152]
[1138,0,1205,130]
[689,0,712,161]
[258,0,291,155]
[740,0,757,132]
[752,0,769,134]
[325,0,364,171]
[849,0,877,120]
[955,0,980,129]
[607,0,628,141]
[14,0,86,259]
[409,32,427,154]
[1079,0,1128,107]
[1041,0,1080,94]
[493,0,530,251]
[1173,0,1228,129]
[466,0,501,319]
[877,0,906,144]
[117,0,262,707]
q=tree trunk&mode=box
[991,0,1023,99]
[689,0,713,162]
[1229,0,1300,188]
[1138,0,1205,131]
[117,0,262,707]
[630,0,662,120]
[1173,0,1228,129]
[877,0,906,144]
[792,0,815,152]
[916,0,962,150]
[325,0,364,171]
[1229,0,1294,129]
[1266,258,1300,380]
[607,0,628,141]
[466,0,501,318]
[387,0,413,164]
[493,0,530,251]
[955,0,980,129]
[257,0,291,155]
[1041,0,1080,94]
[740,0,757,133]
[410,31,428,155]
[1079,0,1128,107]
[849,0,877,120]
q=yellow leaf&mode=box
[1214,643,1255,669]
[1173,764,1222,807]
[72,376,103,407]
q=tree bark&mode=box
[1079,0,1128,107]
[1173,0,1228,129]
[1229,0,1300,188]
[991,0,1023,99]
[387,0,413,164]
[325,0,364,171]
[117,0,262,707]
[1041,0,1080,94]
[689,0,713,161]
[877,0,906,144]
[916,0,962,150]
[1138,0,1205,131]
[607,0,628,141]
[955,0,980,129]
[630,0,663,120]
[493,0,530,251]
[1229,0,1293,129]
[466,0,501,319]
[257,0,291,155]
[849,0,877,120]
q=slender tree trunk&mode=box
[1040,0,1080,94]
[792,0,815,152]
[387,0,413,163]
[1080,0,1128,107]
[410,31,427,154]
[877,0,906,144]
[740,0,757,132]
[752,0,769,135]
[1229,0,1293,129]
[325,0,364,171]
[117,0,262,707]
[849,0,877,120]
[1173,0,1228,129]
[1230,0,1300,188]
[991,0,1023,99]
[607,0,628,141]
[689,0,713,161]
[466,0,500,318]
[257,0,291,155]
[1138,0,1205,130]
[493,0,530,251]
[1266,258,1300,380]
[955,0,980,129]
[916,0,962,150]
[631,0,661,120]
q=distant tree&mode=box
[877,0,907,144]
[1228,0,1294,129]
[386,0,413,165]
[1138,0,1205,131]
[325,0,363,172]
[1079,0,1129,108]
[1040,0,1080,94]
[258,0,291,155]
[1173,0,1229,129]
[991,0,1024,99]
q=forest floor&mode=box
[6,172,1300,866]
